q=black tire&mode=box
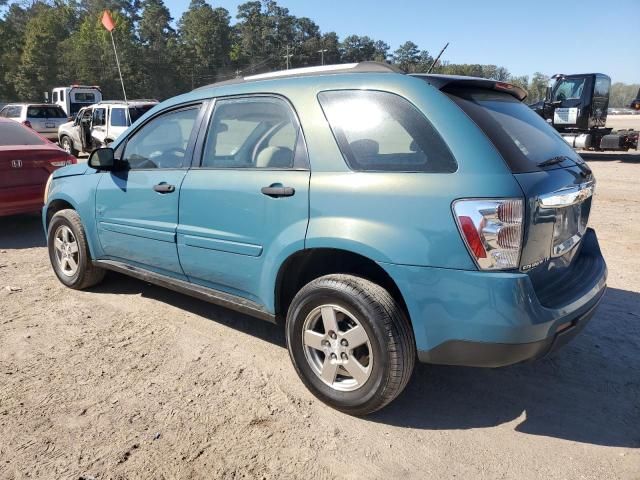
[285,274,416,415]
[47,209,105,289]
[59,135,78,157]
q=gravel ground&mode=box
[1,153,639,480]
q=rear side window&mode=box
[201,96,305,169]
[2,106,22,118]
[0,121,46,145]
[446,88,580,173]
[318,90,456,173]
[26,106,67,118]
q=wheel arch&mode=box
[274,247,411,326]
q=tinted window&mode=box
[110,106,155,127]
[60,90,64,101]
[26,106,66,118]
[202,97,303,169]
[446,88,580,173]
[74,92,95,102]
[318,90,456,173]
[92,108,106,126]
[0,121,46,145]
[122,106,199,169]
[594,77,610,98]
[52,92,58,102]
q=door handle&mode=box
[153,183,175,194]
[261,185,295,198]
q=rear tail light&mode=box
[22,120,32,128]
[453,198,523,270]
[50,155,76,167]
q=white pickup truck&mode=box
[57,100,158,155]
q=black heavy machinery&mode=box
[530,73,638,151]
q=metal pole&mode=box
[109,29,129,124]
[283,45,293,69]
[317,48,328,66]
[427,42,449,74]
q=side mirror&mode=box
[88,147,115,170]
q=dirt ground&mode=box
[1,152,639,480]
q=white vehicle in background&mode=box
[0,103,68,141]
[51,85,102,117]
[58,100,158,155]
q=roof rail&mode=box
[195,61,402,91]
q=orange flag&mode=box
[101,10,115,32]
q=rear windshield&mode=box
[26,106,67,118]
[445,87,579,173]
[74,92,96,102]
[0,122,46,145]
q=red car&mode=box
[0,118,76,216]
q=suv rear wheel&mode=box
[48,209,105,289]
[286,274,415,415]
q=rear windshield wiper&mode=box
[537,155,568,167]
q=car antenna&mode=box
[427,42,449,74]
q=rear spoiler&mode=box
[411,74,528,101]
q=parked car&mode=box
[58,100,158,155]
[0,103,68,141]
[42,62,607,415]
[0,118,76,217]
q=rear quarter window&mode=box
[318,90,457,173]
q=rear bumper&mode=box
[379,228,607,367]
[0,186,45,217]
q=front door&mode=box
[95,104,203,278]
[178,96,310,308]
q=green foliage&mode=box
[0,0,636,103]
[610,82,640,108]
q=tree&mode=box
[340,35,376,62]
[138,0,179,98]
[177,0,232,88]
[528,72,550,103]
[393,41,420,72]
[12,5,73,100]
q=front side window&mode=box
[201,96,304,169]
[553,78,586,101]
[92,108,106,126]
[318,90,457,173]
[122,106,200,169]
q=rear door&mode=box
[94,103,204,278]
[177,96,310,307]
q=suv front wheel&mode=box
[47,209,105,289]
[286,274,415,415]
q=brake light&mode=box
[22,120,32,128]
[50,155,76,167]
[453,198,523,270]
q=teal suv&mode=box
[43,63,607,414]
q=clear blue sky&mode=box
[165,0,640,83]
